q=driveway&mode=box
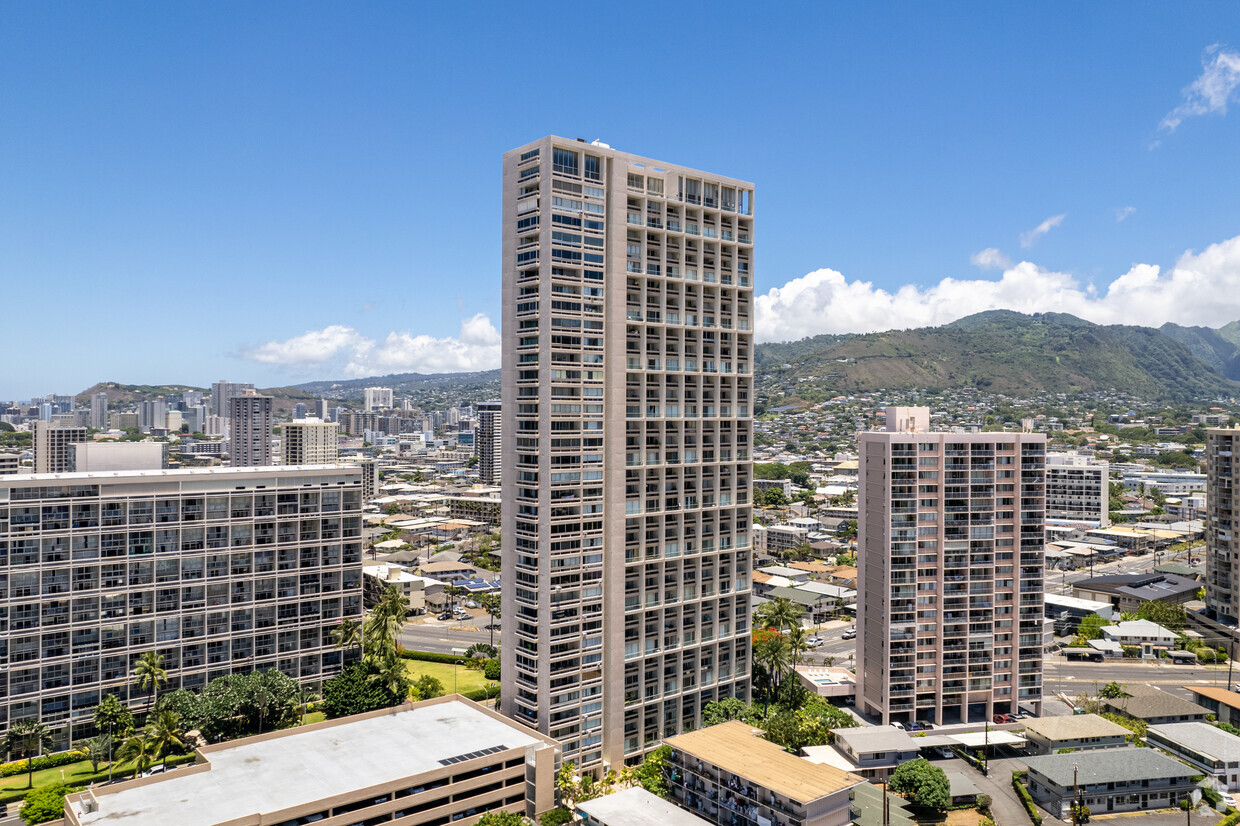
[933,757,1029,826]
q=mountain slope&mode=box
[756,311,1239,400]
[1159,323,1240,380]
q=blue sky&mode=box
[3,2,1240,398]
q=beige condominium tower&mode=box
[857,407,1045,725]
[1206,427,1240,624]
[500,137,754,770]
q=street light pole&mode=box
[1073,763,1079,826]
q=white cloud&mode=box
[244,325,368,365]
[1019,214,1065,248]
[970,248,1011,270]
[754,232,1240,342]
[1115,206,1136,222]
[242,313,501,376]
[1161,45,1240,132]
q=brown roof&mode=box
[665,721,864,803]
[787,561,832,574]
[1185,685,1240,710]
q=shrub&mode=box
[398,650,468,665]
[19,782,74,825]
[0,751,85,778]
[540,809,573,826]
[483,659,501,681]
[1012,773,1043,826]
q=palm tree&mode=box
[144,710,186,770]
[2,719,54,789]
[80,733,113,773]
[331,618,364,660]
[752,634,792,715]
[364,586,410,664]
[252,685,274,734]
[755,597,805,633]
[116,730,156,778]
[368,653,410,700]
[132,651,168,712]
[786,626,810,668]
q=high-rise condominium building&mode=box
[282,418,340,465]
[230,390,274,467]
[0,465,364,749]
[500,137,755,770]
[138,397,167,432]
[211,380,255,418]
[315,398,330,421]
[1206,428,1240,624]
[89,392,108,430]
[857,407,1045,725]
[476,400,502,485]
[364,387,394,412]
[33,421,89,474]
[1045,453,1110,527]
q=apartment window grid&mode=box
[860,433,1044,725]
[1207,430,1238,623]
[502,138,754,771]
[0,471,364,749]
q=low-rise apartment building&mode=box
[1021,714,1130,754]
[63,696,560,826]
[1023,749,1198,818]
[665,721,863,826]
[1147,722,1240,792]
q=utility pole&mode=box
[1073,763,1079,826]
[882,778,890,826]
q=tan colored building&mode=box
[63,696,560,826]
[500,137,755,770]
[665,721,863,826]
[229,389,274,467]
[281,417,340,464]
[1207,427,1240,624]
[33,420,88,473]
[857,406,1046,725]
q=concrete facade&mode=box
[229,390,273,467]
[500,137,754,770]
[1046,453,1109,526]
[33,421,88,474]
[1207,427,1240,624]
[63,697,560,826]
[857,407,1046,725]
[0,465,364,749]
[476,399,502,485]
[281,417,339,465]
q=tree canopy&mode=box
[19,782,74,825]
[889,758,950,811]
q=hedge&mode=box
[1218,810,1240,826]
[398,649,470,665]
[1012,772,1043,826]
[1,750,85,778]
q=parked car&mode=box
[140,765,167,778]
[890,721,906,730]
[842,628,857,640]
[905,720,924,732]
[993,714,1015,724]
[916,720,934,731]
[437,611,454,621]
[937,747,954,759]
[1223,793,1236,808]
[464,599,479,609]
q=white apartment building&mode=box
[476,400,501,485]
[89,393,108,430]
[282,417,340,465]
[0,465,364,749]
[1206,428,1240,625]
[1046,453,1109,526]
[210,380,255,418]
[229,390,273,467]
[857,407,1045,725]
[364,387,394,412]
[500,137,754,770]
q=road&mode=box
[1048,544,1200,595]
[1044,655,1234,702]
[398,617,497,655]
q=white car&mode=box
[842,628,857,640]
[1223,793,1236,808]
[806,636,824,647]
[890,721,905,730]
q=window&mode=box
[553,148,579,176]
[584,155,601,180]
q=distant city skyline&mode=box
[3,2,1239,398]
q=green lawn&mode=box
[0,753,197,805]
[404,659,497,699]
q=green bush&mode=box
[398,650,468,665]
[19,782,74,825]
[483,659,501,681]
[1012,773,1043,826]
[1217,810,1240,826]
[0,750,85,778]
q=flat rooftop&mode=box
[74,698,544,826]
[666,721,863,804]
[577,787,710,826]
[1024,748,1197,787]
[1148,722,1240,762]
[1,463,360,484]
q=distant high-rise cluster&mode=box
[364,387,393,412]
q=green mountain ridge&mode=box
[757,310,1240,401]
